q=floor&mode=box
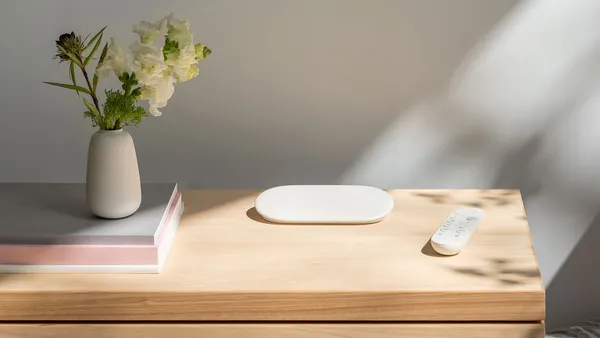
[547,319,600,337]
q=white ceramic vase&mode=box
[86,129,142,219]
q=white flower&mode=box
[129,41,168,86]
[181,64,199,82]
[133,18,167,45]
[165,43,198,82]
[95,38,129,77]
[94,14,209,118]
[128,40,177,116]
[166,13,193,46]
[141,74,175,116]
[162,14,203,83]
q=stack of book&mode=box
[0,183,182,273]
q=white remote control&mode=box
[430,207,485,256]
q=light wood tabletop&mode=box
[0,189,544,323]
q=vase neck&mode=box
[98,128,124,133]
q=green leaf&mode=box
[93,42,109,93]
[118,72,129,83]
[194,43,211,60]
[163,38,179,61]
[92,74,99,94]
[68,61,80,97]
[203,46,212,58]
[84,31,103,66]
[131,87,142,100]
[129,72,138,84]
[83,97,103,129]
[56,45,82,67]
[44,81,91,95]
[82,32,91,45]
[96,42,109,67]
[83,97,101,117]
[83,26,107,52]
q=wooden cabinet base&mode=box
[0,323,545,338]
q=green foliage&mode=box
[163,37,179,61]
[83,26,106,66]
[93,42,109,93]
[47,27,150,131]
[100,89,147,130]
[83,101,101,128]
[43,81,91,95]
[56,45,82,67]
[83,72,147,130]
[194,43,211,60]
[82,97,102,128]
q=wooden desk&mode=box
[0,189,545,337]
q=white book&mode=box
[0,183,183,273]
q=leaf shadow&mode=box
[448,258,541,286]
[413,192,451,204]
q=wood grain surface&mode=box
[0,323,545,338]
[0,189,544,321]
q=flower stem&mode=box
[76,55,105,129]
[80,65,100,111]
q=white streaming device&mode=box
[430,207,485,255]
[254,185,394,224]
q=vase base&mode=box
[89,203,141,219]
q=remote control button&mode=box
[466,216,478,221]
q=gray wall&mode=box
[1,0,599,329]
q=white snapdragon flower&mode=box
[129,41,168,86]
[165,44,198,82]
[182,64,199,82]
[162,14,204,82]
[133,18,167,45]
[129,41,175,116]
[141,74,175,116]
[104,14,210,117]
[166,14,193,46]
[96,38,129,77]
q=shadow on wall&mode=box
[339,0,600,329]
[545,211,600,329]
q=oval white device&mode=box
[254,185,394,224]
